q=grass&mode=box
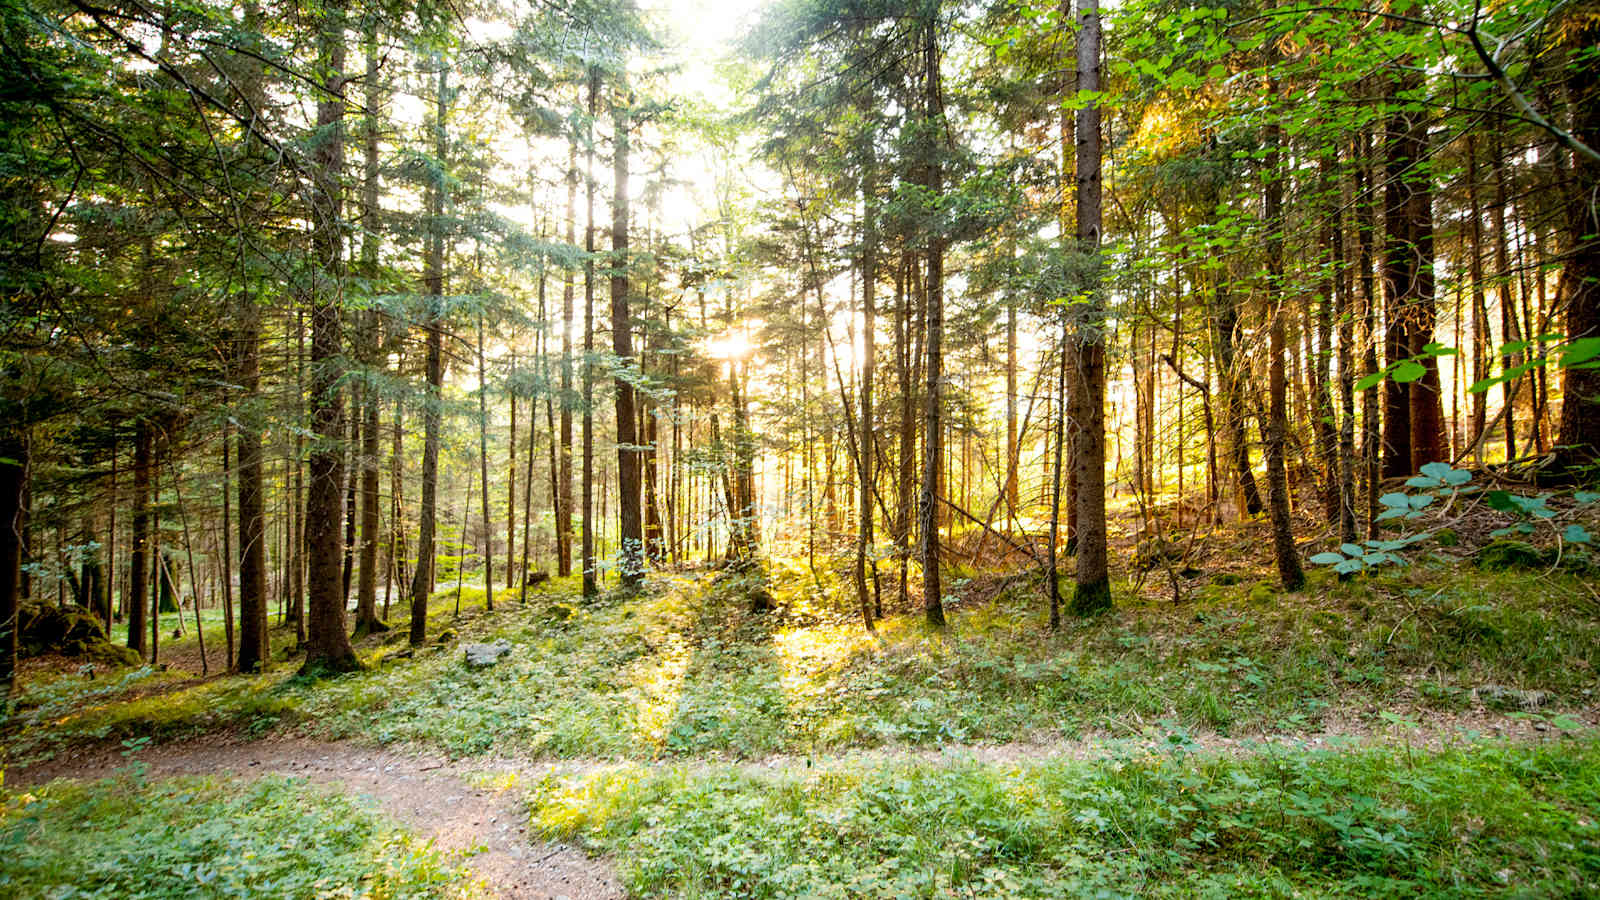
[7,556,1599,765]
[0,770,479,898]
[526,736,1600,897]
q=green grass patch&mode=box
[528,737,1600,898]
[1,771,479,897]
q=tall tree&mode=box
[301,0,360,674]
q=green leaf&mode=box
[1563,524,1592,544]
[1485,490,1516,512]
[1418,462,1453,480]
[1309,552,1346,565]
[1354,370,1387,391]
[1391,360,1427,383]
[1379,492,1411,508]
[1340,543,1364,556]
[1558,336,1600,368]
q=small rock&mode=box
[1474,684,1550,711]
[463,639,513,668]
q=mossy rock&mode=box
[435,628,458,644]
[1474,539,1547,571]
[1212,573,1243,587]
[15,601,140,668]
[1247,581,1276,605]
[1434,528,1459,547]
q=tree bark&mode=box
[1553,12,1600,472]
[1263,113,1305,591]
[612,96,644,589]
[1068,0,1110,615]
[302,0,360,675]
[558,139,577,579]
[0,432,24,699]
[854,147,878,632]
[917,16,946,628]
[581,68,600,599]
[409,60,448,645]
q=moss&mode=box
[1474,540,1547,571]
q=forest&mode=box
[2,0,1598,896]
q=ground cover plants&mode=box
[0,771,478,898]
[527,737,1600,898]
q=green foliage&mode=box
[0,774,477,897]
[1311,463,1479,575]
[529,740,1600,898]
[1486,490,1596,544]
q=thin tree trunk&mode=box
[477,312,495,610]
[1262,110,1304,591]
[612,95,644,589]
[129,423,150,658]
[409,60,449,645]
[1068,0,1110,615]
[221,426,235,669]
[581,68,600,600]
[917,17,947,628]
[854,150,878,632]
[558,140,576,579]
[0,432,25,698]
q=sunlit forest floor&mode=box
[5,509,1600,897]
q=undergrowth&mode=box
[6,558,1598,764]
[527,736,1600,898]
[0,771,478,897]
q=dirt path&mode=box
[14,737,622,900]
[13,705,1594,899]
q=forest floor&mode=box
[6,500,1600,896]
[8,707,1592,899]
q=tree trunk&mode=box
[302,0,360,675]
[0,432,24,699]
[558,139,577,579]
[1381,38,1444,476]
[581,68,600,599]
[477,312,495,610]
[917,23,946,629]
[612,96,644,589]
[1068,0,1110,615]
[220,429,235,669]
[409,60,449,645]
[129,423,151,658]
[1263,113,1305,591]
[854,149,878,632]
[1553,12,1600,472]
